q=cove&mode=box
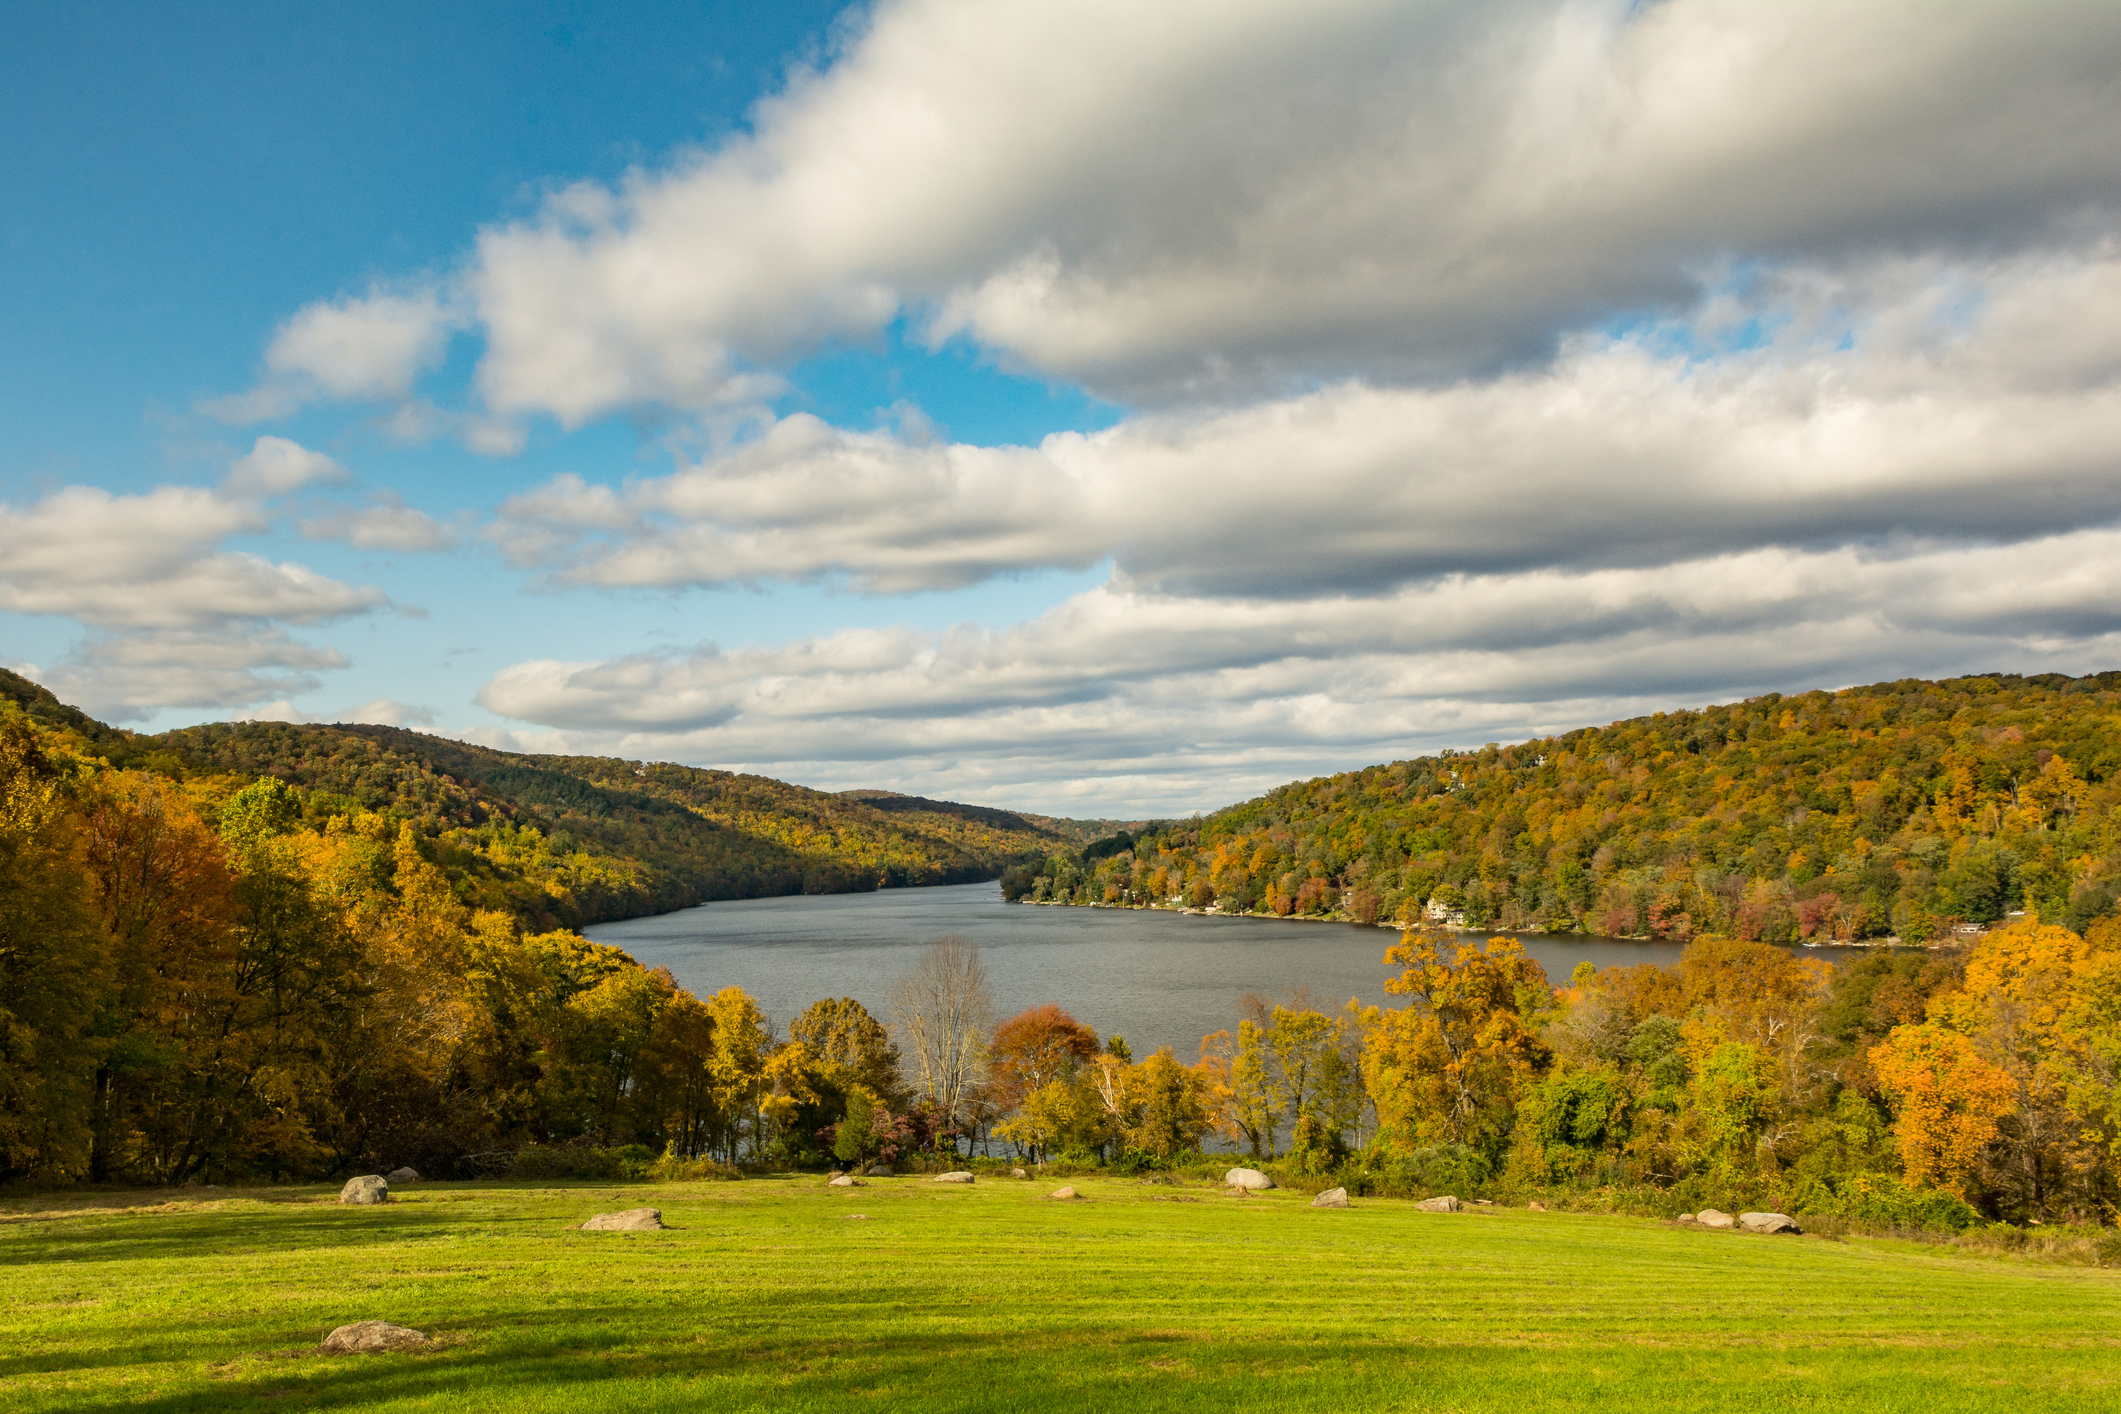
[586,880,1705,1058]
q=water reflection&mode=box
[586,881,1705,1059]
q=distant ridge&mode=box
[0,667,1094,930]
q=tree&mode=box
[833,1087,877,1170]
[0,721,111,1180]
[988,1003,1099,1114]
[790,997,903,1107]
[1870,1023,2017,1197]
[890,936,991,1150]
[706,986,771,1161]
[1363,930,1552,1158]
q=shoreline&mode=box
[1007,896,1957,948]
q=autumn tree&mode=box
[1870,1023,2017,1197]
[1363,930,1552,1159]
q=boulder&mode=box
[1010,1168,1028,1179]
[1416,1195,1462,1213]
[829,1175,863,1187]
[932,1171,975,1183]
[1697,1208,1736,1230]
[581,1207,663,1232]
[1224,1167,1276,1191]
[1677,1212,1698,1223]
[866,1165,893,1177]
[1310,1187,1349,1209]
[338,1175,389,1205]
[321,1320,428,1354]
[1527,1201,1546,1212]
[1739,1211,1801,1234]
[1049,1186,1080,1200]
[386,1167,420,1185]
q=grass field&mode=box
[4,1174,2116,1412]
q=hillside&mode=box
[1008,672,2121,942]
[0,668,1073,929]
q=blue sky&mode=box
[6,2,2121,815]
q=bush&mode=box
[1816,1173,1982,1234]
[1340,1143,1491,1199]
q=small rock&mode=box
[1677,1212,1698,1223]
[321,1320,428,1354]
[1472,1198,1494,1206]
[1011,1167,1028,1179]
[1310,1187,1349,1209]
[829,1175,863,1187]
[1697,1208,1736,1230]
[580,1207,663,1231]
[1416,1195,1462,1213]
[1050,1186,1080,1200]
[386,1167,420,1185]
[338,1175,389,1205]
[932,1171,975,1183]
[866,1164,893,1177]
[826,1170,845,1180]
[1224,1167,1276,1191]
[1527,1201,1546,1212]
[1739,1211,1801,1234]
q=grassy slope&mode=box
[5,1179,2116,1413]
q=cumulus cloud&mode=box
[1,439,396,719]
[299,493,461,553]
[491,251,2121,596]
[206,286,459,423]
[453,0,2121,418]
[472,530,2121,812]
[233,696,436,728]
[33,629,351,723]
[223,435,350,498]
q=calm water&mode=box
[586,881,1698,1058]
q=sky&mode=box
[5,0,2121,818]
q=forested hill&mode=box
[1008,672,2121,943]
[0,669,1079,929]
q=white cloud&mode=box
[223,435,350,498]
[234,696,436,728]
[451,0,2121,419]
[36,629,351,723]
[299,493,461,553]
[205,286,459,424]
[0,440,396,719]
[472,530,2121,813]
[491,250,2121,596]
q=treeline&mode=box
[1006,673,2121,943]
[2,668,1080,932]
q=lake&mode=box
[585,881,1703,1058]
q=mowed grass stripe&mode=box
[4,1177,2116,1412]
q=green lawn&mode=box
[4,1175,2115,1412]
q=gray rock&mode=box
[1049,1185,1080,1200]
[386,1167,420,1185]
[1224,1167,1276,1191]
[1697,1208,1736,1230]
[338,1175,389,1205]
[1677,1212,1698,1223]
[1739,1211,1801,1234]
[1471,1198,1494,1206]
[1415,1195,1462,1213]
[866,1164,893,1177]
[321,1320,427,1353]
[1010,1167,1028,1179]
[1310,1187,1349,1208]
[829,1175,863,1187]
[581,1207,663,1231]
[932,1171,975,1183]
